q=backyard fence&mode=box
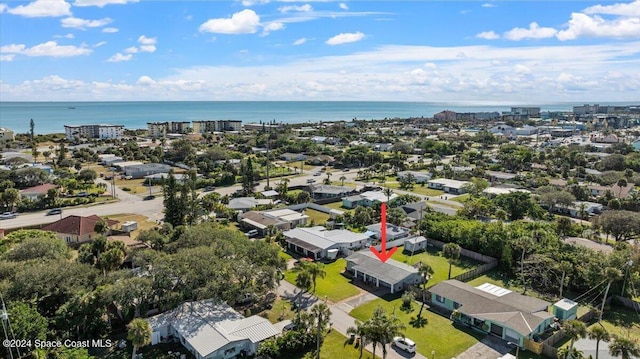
[613,295,640,311]
[450,261,499,283]
[428,239,498,264]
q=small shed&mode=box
[404,236,428,253]
[122,221,138,233]
[327,249,339,260]
[553,298,578,320]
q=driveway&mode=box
[454,335,512,359]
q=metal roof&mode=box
[345,251,419,285]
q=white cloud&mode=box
[102,27,119,33]
[0,54,15,62]
[6,0,71,18]
[199,9,261,34]
[556,12,640,41]
[279,4,312,13]
[241,0,269,6]
[261,22,285,36]
[107,53,132,62]
[93,41,107,47]
[0,4,6,13]
[137,35,157,53]
[504,22,557,40]
[513,64,531,75]
[476,31,500,40]
[61,17,113,29]
[583,0,640,16]
[124,46,139,54]
[326,31,365,45]
[339,3,348,10]
[1,41,92,57]
[73,0,138,7]
[54,33,76,39]
[293,37,307,45]
[481,3,496,7]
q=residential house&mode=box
[148,300,280,359]
[306,155,335,166]
[310,136,327,144]
[342,191,398,209]
[486,171,518,184]
[566,201,603,218]
[284,227,370,260]
[400,201,430,223]
[482,187,531,198]
[365,223,410,241]
[427,178,470,194]
[42,214,118,244]
[240,208,308,234]
[345,251,421,294]
[397,171,432,184]
[280,153,307,161]
[20,183,57,201]
[372,143,393,152]
[227,197,273,212]
[307,184,356,199]
[123,163,172,179]
[430,280,554,348]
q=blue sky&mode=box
[0,0,639,102]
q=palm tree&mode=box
[563,319,587,358]
[339,175,347,186]
[588,325,610,359]
[294,261,326,293]
[558,261,572,298]
[443,243,461,279]
[367,306,406,359]
[324,171,333,184]
[417,263,434,318]
[383,187,394,203]
[599,267,622,322]
[311,303,332,359]
[617,179,628,198]
[557,347,585,359]
[346,320,372,359]
[127,318,151,359]
[609,334,640,359]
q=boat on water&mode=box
[68,106,76,109]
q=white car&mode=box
[392,336,416,353]
[0,212,17,220]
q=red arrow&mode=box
[370,202,397,262]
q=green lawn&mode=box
[305,209,331,225]
[590,306,640,339]
[392,247,482,287]
[381,182,444,197]
[259,296,297,324]
[324,201,354,214]
[285,259,360,303]
[350,295,481,359]
[279,250,294,262]
[450,194,470,203]
[280,330,378,359]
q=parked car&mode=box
[245,229,259,238]
[143,195,156,201]
[46,208,62,216]
[307,179,316,183]
[0,212,17,220]
[203,186,216,192]
[392,337,416,353]
[313,172,321,176]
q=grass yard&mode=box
[591,306,640,339]
[280,330,378,359]
[101,214,157,239]
[285,258,360,303]
[259,296,297,323]
[392,247,482,287]
[305,209,331,225]
[350,294,481,359]
[450,194,470,203]
[382,182,444,197]
[324,201,354,214]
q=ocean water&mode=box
[0,101,593,134]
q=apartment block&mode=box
[64,124,124,140]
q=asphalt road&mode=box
[1,165,459,229]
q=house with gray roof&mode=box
[345,251,421,294]
[228,197,273,212]
[342,191,398,209]
[307,184,356,199]
[427,178,470,194]
[284,226,370,260]
[365,222,410,241]
[147,300,281,359]
[397,171,432,184]
[429,280,555,348]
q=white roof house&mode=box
[284,226,370,260]
[228,197,273,212]
[147,300,280,359]
[427,178,471,194]
[482,187,531,197]
[342,191,398,209]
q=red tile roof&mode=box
[20,183,57,195]
[42,215,118,236]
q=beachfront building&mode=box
[147,121,191,138]
[193,120,242,133]
[64,124,124,140]
[0,128,15,142]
